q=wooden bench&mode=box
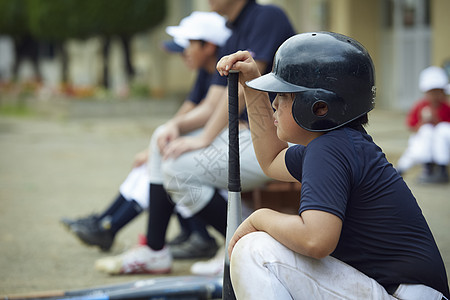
[242,181,301,215]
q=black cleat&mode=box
[170,232,218,260]
[70,218,114,252]
[167,231,191,246]
[60,214,99,231]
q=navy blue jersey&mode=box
[212,1,295,87]
[186,68,211,105]
[285,127,449,297]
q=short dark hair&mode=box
[344,114,369,133]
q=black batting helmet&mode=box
[246,32,376,131]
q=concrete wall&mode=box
[328,0,380,82]
[432,0,450,67]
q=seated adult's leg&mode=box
[141,125,220,255]
[146,183,175,250]
[146,125,177,250]
[94,126,174,274]
[162,128,269,217]
[121,130,209,249]
[169,211,219,259]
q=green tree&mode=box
[93,0,167,87]
[0,0,41,81]
[27,0,166,40]
[0,0,27,36]
[6,0,167,87]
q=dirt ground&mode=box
[0,99,449,298]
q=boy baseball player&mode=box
[217,32,449,299]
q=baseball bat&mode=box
[2,276,222,300]
[223,70,242,300]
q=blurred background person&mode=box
[60,11,232,261]
[94,0,296,276]
[396,66,450,183]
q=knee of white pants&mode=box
[432,122,450,165]
[161,158,215,217]
[397,131,432,171]
[231,232,295,265]
[417,123,434,136]
[409,126,434,163]
[231,232,394,300]
[230,232,295,300]
[434,121,450,133]
[148,125,165,154]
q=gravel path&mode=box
[0,100,448,297]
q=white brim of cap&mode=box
[166,26,193,41]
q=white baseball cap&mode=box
[166,11,231,47]
[419,66,449,92]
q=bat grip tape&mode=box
[228,71,241,193]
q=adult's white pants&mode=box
[148,126,270,218]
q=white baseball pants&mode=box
[119,164,150,209]
[397,122,450,172]
[148,126,269,218]
[230,231,444,300]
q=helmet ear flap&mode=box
[292,89,344,131]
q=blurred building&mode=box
[156,0,449,111]
[1,0,448,112]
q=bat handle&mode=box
[228,70,241,193]
[223,70,241,300]
[227,70,242,241]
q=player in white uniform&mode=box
[396,66,450,183]
[62,12,231,260]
